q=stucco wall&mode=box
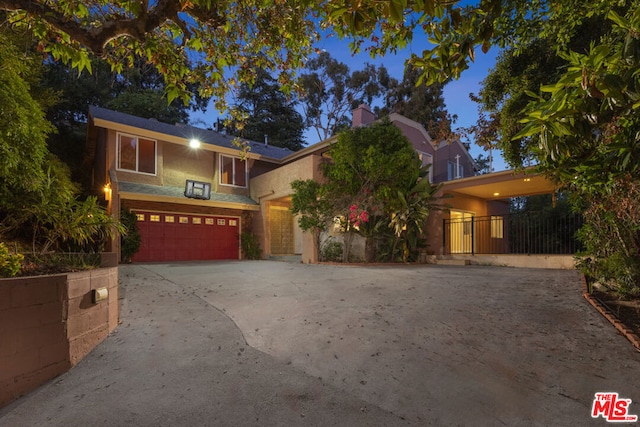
[162,143,214,188]
[0,267,119,408]
[250,155,322,262]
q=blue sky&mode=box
[192,30,508,172]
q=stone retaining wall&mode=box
[0,267,118,407]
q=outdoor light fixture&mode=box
[185,179,211,200]
[189,138,201,148]
[493,192,500,197]
[103,183,112,201]
[92,287,109,304]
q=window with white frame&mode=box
[220,155,247,187]
[117,134,157,175]
[418,151,434,182]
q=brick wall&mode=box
[0,267,118,408]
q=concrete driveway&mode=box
[1,262,639,426]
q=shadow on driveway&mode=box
[1,262,639,426]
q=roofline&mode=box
[441,167,540,189]
[118,191,260,211]
[90,115,283,164]
[281,135,338,163]
[388,113,436,150]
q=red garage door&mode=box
[132,212,240,262]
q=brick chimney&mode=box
[352,104,376,127]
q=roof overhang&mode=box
[441,169,556,200]
[118,192,260,211]
[90,116,283,163]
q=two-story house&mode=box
[87,106,555,265]
[86,106,293,262]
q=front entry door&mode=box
[269,206,294,255]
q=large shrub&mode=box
[120,208,141,263]
[0,242,23,278]
[576,178,640,297]
[241,232,262,260]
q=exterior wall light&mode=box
[189,139,201,148]
[103,183,112,201]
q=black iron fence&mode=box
[443,212,583,255]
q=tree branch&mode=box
[0,0,223,55]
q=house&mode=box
[86,106,294,262]
[87,105,560,266]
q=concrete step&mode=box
[269,255,302,263]
[436,258,471,266]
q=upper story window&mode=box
[220,155,246,187]
[418,151,433,183]
[117,133,156,175]
[448,161,464,180]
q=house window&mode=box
[117,134,157,175]
[418,151,433,182]
[220,155,246,187]
[448,161,464,180]
[165,215,175,223]
[193,217,202,224]
[150,215,160,222]
[491,216,504,239]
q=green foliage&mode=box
[229,69,305,151]
[574,179,640,297]
[0,30,55,192]
[321,239,343,263]
[0,242,23,278]
[374,64,452,138]
[296,52,389,141]
[0,156,124,254]
[290,179,333,258]
[292,122,435,263]
[6,0,321,110]
[388,166,441,262]
[241,232,262,260]
[120,208,141,263]
[323,119,421,212]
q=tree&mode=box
[290,179,333,261]
[0,29,55,192]
[230,69,305,151]
[42,56,208,188]
[473,153,493,175]
[321,119,422,261]
[1,0,323,108]
[513,8,640,295]
[375,64,452,138]
[295,52,389,141]
[388,166,440,262]
[0,28,124,260]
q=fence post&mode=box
[471,216,475,255]
[442,218,446,255]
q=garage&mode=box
[132,211,240,262]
